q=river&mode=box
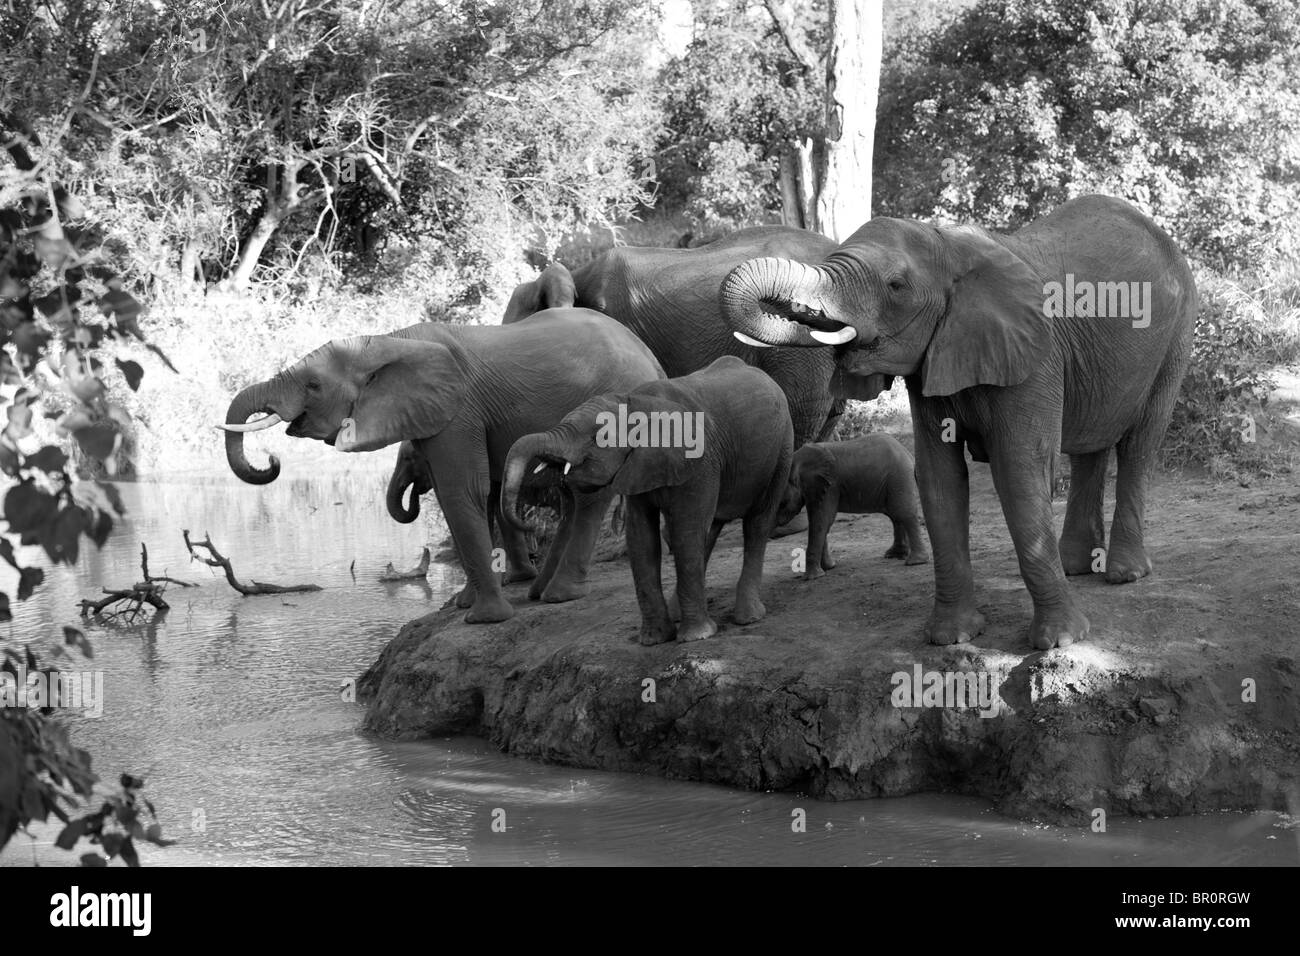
[1,464,1294,866]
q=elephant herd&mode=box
[222,194,1198,651]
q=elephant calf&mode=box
[503,355,793,645]
[776,434,930,581]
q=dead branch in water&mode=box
[379,547,430,581]
[182,530,322,595]
[79,543,193,621]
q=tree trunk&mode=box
[775,0,882,242]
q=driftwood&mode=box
[79,543,193,621]
[182,530,322,595]
[379,547,431,581]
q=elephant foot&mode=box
[770,513,808,538]
[540,578,590,604]
[802,564,826,581]
[637,621,676,646]
[925,604,985,646]
[732,593,765,625]
[676,618,717,643]
[904,549,930,566]
[454,586,476,609]
[1028,605,1090,650]
[1104,544,1152,584]
[821,554,837,571]
[504,566,538,585]
[884,544,908,560]
[465,594,514,624]
[1059,535,1104,575]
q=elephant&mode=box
[776,433,929,580]
[501,355,794,645]
[221,309,664,623]
[386,440,433,523]
[722,194,1197,650]
[501,226,893,449]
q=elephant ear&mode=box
[922,226,1051,397]
[536,263,576,310]
[337,338,464,452]
[609,395,695,496]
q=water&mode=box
[1,465,1295,866]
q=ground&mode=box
[360,410,1300,824]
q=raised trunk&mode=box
[720,257,840,348]
[224,377,299,484]
[501,432,573,532]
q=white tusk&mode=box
[733,331,774,349]
[809,326,858,346]
[563,462,572,475]
[215,413,284,433]
[533,462,547,474]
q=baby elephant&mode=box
[776,434,929,580]
[503,355,793,645]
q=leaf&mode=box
[0,593,9,623]
[63,625,92,659]
[17,565,43,600]
[55,818,88,850]
[144,341,178,374]
[143,823,177,847]
[4,481,57,534]
[99,289,141,327]
[0,538,16,568]
[100,831,124,857]
[0,442,17,477]
[41,505,87,564]
[87,510,113,547]
[24,446,68,474]
[119,839,140,867]
[116,359,144,391]
[79,853,108,867]
[73,423,120,461]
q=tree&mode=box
[769,0,882,240]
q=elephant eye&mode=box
[306,380,320,391]
[887,277,906,293]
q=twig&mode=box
[379,547,430,581]
[182,530,322,595]
[78,543,182,621]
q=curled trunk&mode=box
[224,376,300,484]
[386,465,420,523]
[502,432,572,532]
[720,257,837,347]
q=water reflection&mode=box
[1,464,1296,866]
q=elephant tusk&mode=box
[216,413,284,433]
[733,331,775,349]
[563,462,572,475]
[533,462,548,474]
[810,326,858,346]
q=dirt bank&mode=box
[359,453,1300,823]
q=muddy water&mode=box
[1,465,1295,866]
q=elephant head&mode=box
[501,392,691,529]
[220,333,464,484]
[720,219,1051,397]
[386,440,434,523]
[501,263,578,324]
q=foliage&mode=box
[55,774,176,868]
[0,74,171,857]
[875,0,1300,271]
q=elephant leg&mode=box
[733,514,770,625]
[490,481,537,585]
[626,496,673,646]
[900,513,930,565]
[540,486,613,603]
[912,403,983,645]
[434,459,512,624]
[1106,431,1155,584]
[885,517,909,559]
[529,487,572,600]
[1059,450,1108,575]
[986,433,1089,650]
[668,518,721,620]
[668,508,716,643]
[803,487,836,579]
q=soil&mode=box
[360,388,1300,824]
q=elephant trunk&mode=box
[386,464,420,523]
[223,376,301,485]
[720,257,853,348]
[502,432,572,532]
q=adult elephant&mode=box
[721,195,1197,650]
[221,309,664,623]
[501,227,892,447]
